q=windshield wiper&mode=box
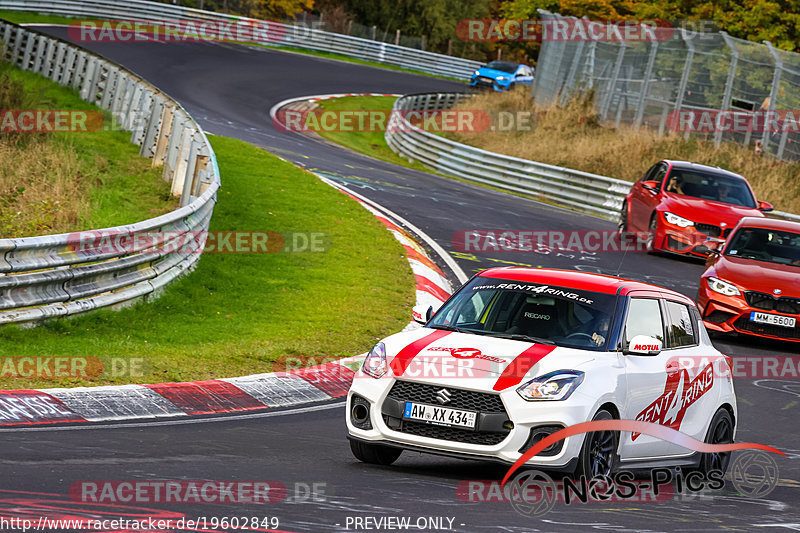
[428,324,472,334]
[491,333,556,345]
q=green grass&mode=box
[0,61,175,237]
[0,10,87,25]
[314,95,437,172]
[312,95,550,204]
[0,135,415,389]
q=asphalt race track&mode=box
[6,28,799,532]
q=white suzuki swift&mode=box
[346,267,737,477]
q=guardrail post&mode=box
[715,33,739,147]
[21,32,35,69]
[123,84,144,131]
[41,38,56,77]
[634,40,659,130]
[80,57,100,101]
[171,127,195,198]
[71,51,87,90]
[132,90,153,146]
[51,42,67,83]
[11,27,24,65]
[153,105,175,167]
[762,41,783,152]
[31,35,45,72]
[1,24,11,57]
[180,138,200,207]
[100,66,119,109]
[141,96,165,158]
[164,111,188,181]
[61,47,77,86]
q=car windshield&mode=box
[664,169,756,208]
[725,227,800,267]
[485,60,519,73]
[428,277,618,351]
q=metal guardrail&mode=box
[385,92,800,222]
[0,0,483,80]
[0,19,219,324]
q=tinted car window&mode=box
[430,277,618,351]
[664,169,756,208]
[664,301,696,347]
[485,60,519,73]
[725,227,800,267]
[624,298,664,347]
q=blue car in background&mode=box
[469,60,534,92]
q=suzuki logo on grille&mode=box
[436,388,452,405]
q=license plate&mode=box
[750,311,796,328]
[478,77,493,83]
[403,401,477,429]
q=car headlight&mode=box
[517,370,585,401]
[496,76,509,81]
[664,212,694,228]
[707,277,741,297]
[362,342,387,378]
[473,70,479,76]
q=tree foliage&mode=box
[501,0,800,52]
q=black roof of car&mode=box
[663,160,746,181]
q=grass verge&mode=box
[0,10,90,26]
[0,60,175,237]
[0,135,415,389]
[313,95,439,173]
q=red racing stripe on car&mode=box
[390,329,451,376]
[492,344,558,391]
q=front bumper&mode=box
[346,375,596,468]
[469,77,510,92]
[699,288,800,342]
[656,226,716,257]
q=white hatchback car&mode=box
[346,267,737,477]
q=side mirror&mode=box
[759,200,774,212]
[624,335,662,356]
[642,180,660,191]
[412,304,434,325]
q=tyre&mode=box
[697,408,734,475]
[349,439,403,466]
[617,201,629,237]
[646,215,660,254]
[508,83,516,92]
[573,409,618,478]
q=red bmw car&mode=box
[698,217,800,342]
[620,160,774,257]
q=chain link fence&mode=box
[533,10,800,161]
